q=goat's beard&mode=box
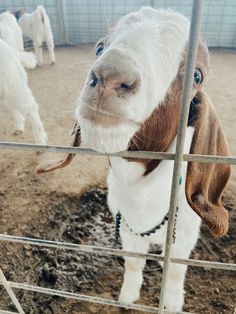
[77,117,139,154]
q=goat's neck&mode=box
[127,79,183,175]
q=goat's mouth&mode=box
[76,108,140,154]
[80,105,140,128]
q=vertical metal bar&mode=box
[158,1,203,313]
[217,0,226,47]
[0,269,25,314]
[55,0,67,45]
[150,0,154,8]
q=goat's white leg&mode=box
[118,227,149,306]
[33,39,43,66]
[160,214,200,311]
[162,261,187,311]
[12,110,25,134]
[46,36,55,65]
[27,108,47,144]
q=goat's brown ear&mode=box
[186,92,231,236]
[36,123,81,175]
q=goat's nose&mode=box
[88,69,139,93]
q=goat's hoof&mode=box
[164,296,184,312]
[118,293,139,310]
[13,130,23,135]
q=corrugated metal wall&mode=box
[0,0,236,48]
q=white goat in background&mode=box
[15,5,55,66]
[0,38,47,144]
[0,11,36,69]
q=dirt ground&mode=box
[0,46,236,314]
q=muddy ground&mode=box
[0,47,236,314]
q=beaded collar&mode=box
[113,176,182,246]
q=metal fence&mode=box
[0,0,236,48]
[0,1,236,314]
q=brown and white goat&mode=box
[37,7,231,311]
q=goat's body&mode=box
[0,39,47,144]
[108,127,201,310]
[36,7,231,311]
[0,11,36,68]
[18,5,55,65]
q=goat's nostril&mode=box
[120,83,131,89]
[89,71,98,87]
[89,77,97,87]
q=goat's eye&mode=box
[96,43,104,56]
[194,69,203,85]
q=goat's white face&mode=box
[76,7,189,153]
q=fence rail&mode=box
[0,281,193,314]
[0,234,235,271]
[0,142,236,165]
[0,0,235,314]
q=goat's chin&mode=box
[78,118,138,154]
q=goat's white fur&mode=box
[0,11,36,68]
[76,7,202,311]
[18,5,55,66]
[108,127,201,310]
[0,38,47,144]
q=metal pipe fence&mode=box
[0,0,236,313]
[1,0,236,48]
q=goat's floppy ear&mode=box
[35,123,81,174]
[186,92,231,236]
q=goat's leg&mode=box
[118,228,149,306]
[12,110,25,135]
[160,217,200,311]
[161,261,187,311]
[46,36,55,65]
[33,39,43,66]
[27,106,47,145]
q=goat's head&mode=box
[76,7,208,153]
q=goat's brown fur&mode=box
[186,92,231,236]
[35,124,80,174]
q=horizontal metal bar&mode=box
[0,142,235,165]
[0,311,18,314]
[1,281,192,314]
[0,234,235,271]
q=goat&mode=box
[0,38,47,144]
[15,5,55,66]
[0,11,36,68]
[36,8,231,311]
